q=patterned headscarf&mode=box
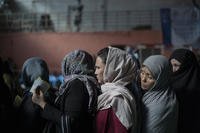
[59,50,99,115]
[61,50,94,77]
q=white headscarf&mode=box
[98,46,137,131]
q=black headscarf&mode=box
[170,48,200,92]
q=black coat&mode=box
[17,92,46,133]
[42,79,94,133]
[17,87,57,133]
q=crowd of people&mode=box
[0,46,200,133]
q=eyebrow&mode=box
[141,70,151,75]
[141,68,150,73]
[141,68,155,78]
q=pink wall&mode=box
[0,31,162,73]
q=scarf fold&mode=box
[56,74,99,116]
[98,83,137,130]
[98,47,138,131]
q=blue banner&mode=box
[160,8,171,47]
[171,7,200,47]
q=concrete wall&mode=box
[0,30,162,73]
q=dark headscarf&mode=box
[170,49,200,92]
[0,57,14,133]
[0,57,12,104]
[21,57,49,90]
[0,57,3,77]
[19,57,50,133]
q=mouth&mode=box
[141,84,148,90]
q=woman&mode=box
[32,50,99,133]
[0,57,14,133]
[141,55,178,133]
[169,49,200,133]
[95,46,138,133]
[17,57,52,133]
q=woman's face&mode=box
[170,58,181,72]
[95,56,105,84]
[140,66,156,91]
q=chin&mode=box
[98,80,103,85]
[141,86,149,91]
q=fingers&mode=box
[32,89,44,104]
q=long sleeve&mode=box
[42,103,62,124]
[41,79,92,133]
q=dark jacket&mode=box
[42,78,94,133]
[17,57,51,133]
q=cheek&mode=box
[97,70,104,84]
[96,69,102,75]
[99,69,104,78]
[96,69,103,79]
[148,81,155,89]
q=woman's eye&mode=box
[148,76,153,80]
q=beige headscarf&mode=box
[98,46,137,132]
[103,46,136,86]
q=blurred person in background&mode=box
[169,48,200,133]
[0,57,15,133]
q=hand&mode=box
[32,88,46,109]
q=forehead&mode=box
[95,56,105,66]
[170,58,181,65]
[141,66,152,74]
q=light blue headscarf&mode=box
[142,55,178,133]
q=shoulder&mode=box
[67,78,87,94]
[68,78,85,87]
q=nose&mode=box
[141,75,147,82]
[95,69,98,75]
[172,67,176,72]
[172,66,178,72]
